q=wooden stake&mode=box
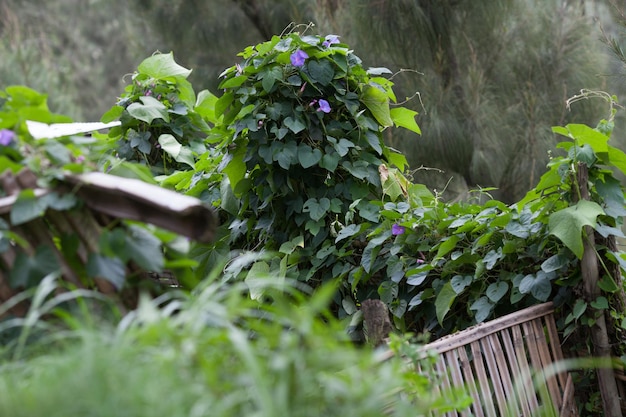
[577,162,623,416]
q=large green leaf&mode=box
[435,282,457,325]
[194,90,219,123]
[223,146,247,193]
[361,85,392,127]
[390,107,421,135]
[158,134,194,167]
[127,96,169,124]
[519,272,552,301]
[608,145,626,176]
[434,235,460,260]
[548,200,604,258]
[138,52,192,80]
[486,282,508,303]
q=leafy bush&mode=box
[100,35,626,343]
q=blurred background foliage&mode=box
[2,0,626,202]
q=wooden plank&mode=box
[470,340,497,416]
[512,323,540,411]
[424,302,555,354]
[544,313,568,389]
[487,332,520,416]
[560,373,579,417]
[500,326,533,416]
[522,321,556,413]
[531,318,563,411]
[63,172,217,243]
[457,346,484,417]
[480,335,509,416]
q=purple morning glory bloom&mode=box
[317,99,331,113]
[322,35,340,48]
[290,49,308,67]
[392,224,405,236]
[0,129,15,146]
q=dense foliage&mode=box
[1,26,626,416]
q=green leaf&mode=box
[608,145,626,176]
[451,275,472,294]
[434,235,460,259]
[435,282,457,325]
[284,116,306,134]
[138,52,192,79]
[101,105,124,123]
[158,134,195,167]
[220,177,239,216]
[406,267,430,286]
[470,296,493,323]
[40,192,77,211]
[278,235,304,254]
[261,66,283,93]
[10,189,47,225]
[390,107,421,135]
[598,274,619,293]
[541,254,569,273]
[9,245,60,288]
[329,137,355,157]
[306,60,335,86]
[572,299,587,320]
[591,296,609,310]
[320,152,340,172]
[86,253,126,290]
[335,224,361,243]
[519,272,552,301]
[378,281,398,304]
[303,198,330,222]
[548,200,604,259]
[107,162,157,184]
[194,90,219,123]
[124,225,164,272]
[486,282,508,302]
[361,85,392,127]
[127,96,170,124]
[275,141,298,169]
[297,145,322,168]
[223,146,247,193]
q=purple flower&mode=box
[392,224,405,236]
[322,35,340,48]
[290,49,308,67]
[75,155,85,163]
[317,99,331,113]
[0,129,15,146]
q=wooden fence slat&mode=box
[458,346,484,417]
[480,335,509,416]
[511,323,540,411]
[500,327,533,417]
[470,340,498,416]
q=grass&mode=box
[0,275,453,417]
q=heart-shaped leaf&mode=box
[297,145,322,168]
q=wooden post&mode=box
[361,299,393,347]
[577,163,623,416]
